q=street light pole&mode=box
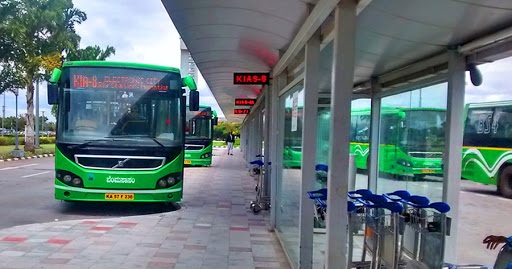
[14,89,19,150]
[42,111,45,136]
[35,81,39,147]
[2,92,4,136]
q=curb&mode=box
[0,153,54,162]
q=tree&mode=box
[51,44,116,115]
[3,0,87,152]
[213,121,240,140]
[66,45,116,61]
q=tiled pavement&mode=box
[0,149,290,269]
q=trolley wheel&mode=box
[498,165,512,198]
[255,185,258,192]
[250,203,262,214]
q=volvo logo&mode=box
[112,158,130,168]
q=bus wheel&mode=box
[413,174,426,181]
[498,165,512,198]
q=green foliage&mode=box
[213,121,241,140]
[66,45,116,61]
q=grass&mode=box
[213,138,240,147]
[0,144,55,159]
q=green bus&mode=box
[47,61,200,202]
[284,106,446,180]
[348,107,445,180]
[462,101,512,198]
[184,105,218,166]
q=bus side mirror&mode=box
[189,90,199,111]
[47,84,58,105]
[213,117,218,125]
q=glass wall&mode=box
[377,83,448,202]
[276,81,304,268]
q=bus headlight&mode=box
[63,175,72,183]
[201,153,210,159]
[156,173,181,189]
[157,179,168,188]
[396,159,413,167]
[56,170,84,187]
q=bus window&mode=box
[355,115,370,143]
[464,108,494,147]
[491,106,512,148]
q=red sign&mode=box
[233,73,270,85]
[234,109,250,114]
[73,75,169,91]
[235,98,256,106]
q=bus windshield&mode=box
[58,88,182,145]
[401,110,446,152]
[185,110,212,139]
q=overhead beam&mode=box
[272,0,342,76]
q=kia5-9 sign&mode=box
[233,73,270,85]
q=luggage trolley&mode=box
[384,191,452,269]
[352,193,405,269]
[249,156,271,214]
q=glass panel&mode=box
[276,82,304,268]
[377,83,447,202]
[58,88,182,146]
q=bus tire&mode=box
[498,165,512,198]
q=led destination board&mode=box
[70,67,180,91]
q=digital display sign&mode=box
[69,67,180,91]
[193,111,212,117]
[235,98,257,106]
[234,109,250,115]
[233,73,270,85]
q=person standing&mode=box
[226,131,235,155]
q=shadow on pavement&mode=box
[58,201,181,217]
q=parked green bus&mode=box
[47,61,199,202]
[348,107,445,179]
[284,106,446,180]
[462,101,512,198]
[184,106,218,166]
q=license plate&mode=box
[184,160,191,164]
[422,169,435,173]
[105,193,134,200]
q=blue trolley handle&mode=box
[383,190,411,202]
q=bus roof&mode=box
[466,101,512,109]
[351,107,446,116]
[62,61,181,74]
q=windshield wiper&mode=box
[150,138,166,149]
[68,138,114,149]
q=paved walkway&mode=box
[0,149,289,269]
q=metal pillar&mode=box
[298,30,320,269]
[325,1,357,268]
[368,78,382,192]
[35,82,39,147]
[442,49,466,263]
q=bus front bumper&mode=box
[184,158,212,166]
[54,184,182,202]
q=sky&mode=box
[1,0,511,124]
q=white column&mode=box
[368,78,381,192]
[325,1,357,268]
[299,30,320,268]
[270,73,287,229]
[264,86,272,197]
[442,49,466,263]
